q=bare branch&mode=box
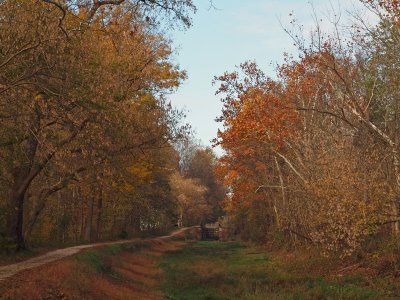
[41,0,69,37]
[296,106,358,129]
[87,0,126,21]
[0,41,42,70]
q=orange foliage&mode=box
[214,62,299,212]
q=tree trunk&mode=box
[80,189,85,241]
[392,198,400,238]
[24,198,45,245]
[95,190,102,241]
[5,103,43,251]
[84,196,94,242]
[130,208,141,235]
[178,210,183,227]
[392,144,400,239]
[111,214,117,239]
[274,156,285,227]
[7,191,26,251]
[62,198,67,244]
[7,166,32,251]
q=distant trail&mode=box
[0,227,190,281]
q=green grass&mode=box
[158,241,395,300]
[75,241,149,273]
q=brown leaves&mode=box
[214,29,397,255]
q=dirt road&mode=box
[0,227,190,281]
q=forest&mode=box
[0,0,223,252]
[2,0,400,298]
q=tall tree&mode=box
[0,0,191,251]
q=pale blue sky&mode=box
[168,0,371,151]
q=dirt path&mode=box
[0,227,190,281]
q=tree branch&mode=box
[296,107,358,130]
[87,0,126,21]
[16,119,90,198]
[41,0,69,38]
[0,41,42,70]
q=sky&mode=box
[167,0,372,153]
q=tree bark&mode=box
[7,162,35,251]
[80,190,85,241]
[274,156,285,227]
[84,196,94,242]
[95,190,102,241]
[111,214,117,239]
[7,190,26,251]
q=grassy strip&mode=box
[75,240,149,274]
[158,241,399,300]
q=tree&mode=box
[0,0,191,251]
[185,148,225,222]
[214,26,398,254]
[169,172,210,227]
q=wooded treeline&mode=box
[215,0,400,257]
[0,0,223,252]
